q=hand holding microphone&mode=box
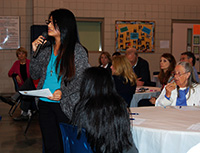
[32,32,48,58]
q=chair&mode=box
[8,75,21,116]
[153,71,159,75]
[59,123,93,153]
[9,76,38,135]
[152,71,160,87]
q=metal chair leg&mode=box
[9,99,21,117]
[24,110,38,135]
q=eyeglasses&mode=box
[45,20,57,25]
[45,20,52,25]
[172,71,188,77]
[180,57,189,61]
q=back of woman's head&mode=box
[112,55,137,85]
[80,67,116,99]
[72,67,133,153]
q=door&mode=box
[172,20,200,72]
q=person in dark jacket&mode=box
[111,55,137,107]
[125,48,155,86]
[98,51,112,73]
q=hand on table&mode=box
[149,97,157,104]
[137,78,144,86]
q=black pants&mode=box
[138,99,155,107]
[38,100,70,153]
[12,78,36,112]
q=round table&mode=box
[130,86,161,107]
[130,106,200,153]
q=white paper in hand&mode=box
[19,88,53,98]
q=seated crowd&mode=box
[2,46,200,153]
[98,49,200,108]
[2,8,200,153]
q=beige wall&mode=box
[1,0,200,93]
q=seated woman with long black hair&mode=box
[72,67,138,153]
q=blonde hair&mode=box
[16,47,28,57]
[112,55,137,85]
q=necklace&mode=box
[50,51,56,76]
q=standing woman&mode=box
[30,9,89,153]
[111,55,137,107]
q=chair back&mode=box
[12,75,19,92]
[59,123,93,153]
[153,71,160,75]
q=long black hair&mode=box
[72,67,133,153]
[48,9,79,83]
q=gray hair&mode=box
[176,61,197,85]
[176,61,198,99]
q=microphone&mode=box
[33,32,48,58]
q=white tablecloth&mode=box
[130,106,200,153]
[130,86,161,107]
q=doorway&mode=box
[172,20,200,72]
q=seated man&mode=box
[125,48,155,86]
[180,51,199,83]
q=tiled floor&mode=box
[0,99,43,153]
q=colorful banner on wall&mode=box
[115,20,155,52]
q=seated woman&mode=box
[98,51,112,73]
[156,61,200,106]
[157,53,176,89]
[111,55,137,107]
[138,53,176,106]
[72,67,138,153]
[8,47,30,87]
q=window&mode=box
[76,18,104,52]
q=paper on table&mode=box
[174,106,200,111]
[19,88,53,98]
[131,118,146,125]
[187,123,200,131]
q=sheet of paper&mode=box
[160,40,169,48]
[173,106,200,111]
[19,88,53,98]
[187,123,200,131]
[131,118,146,125]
